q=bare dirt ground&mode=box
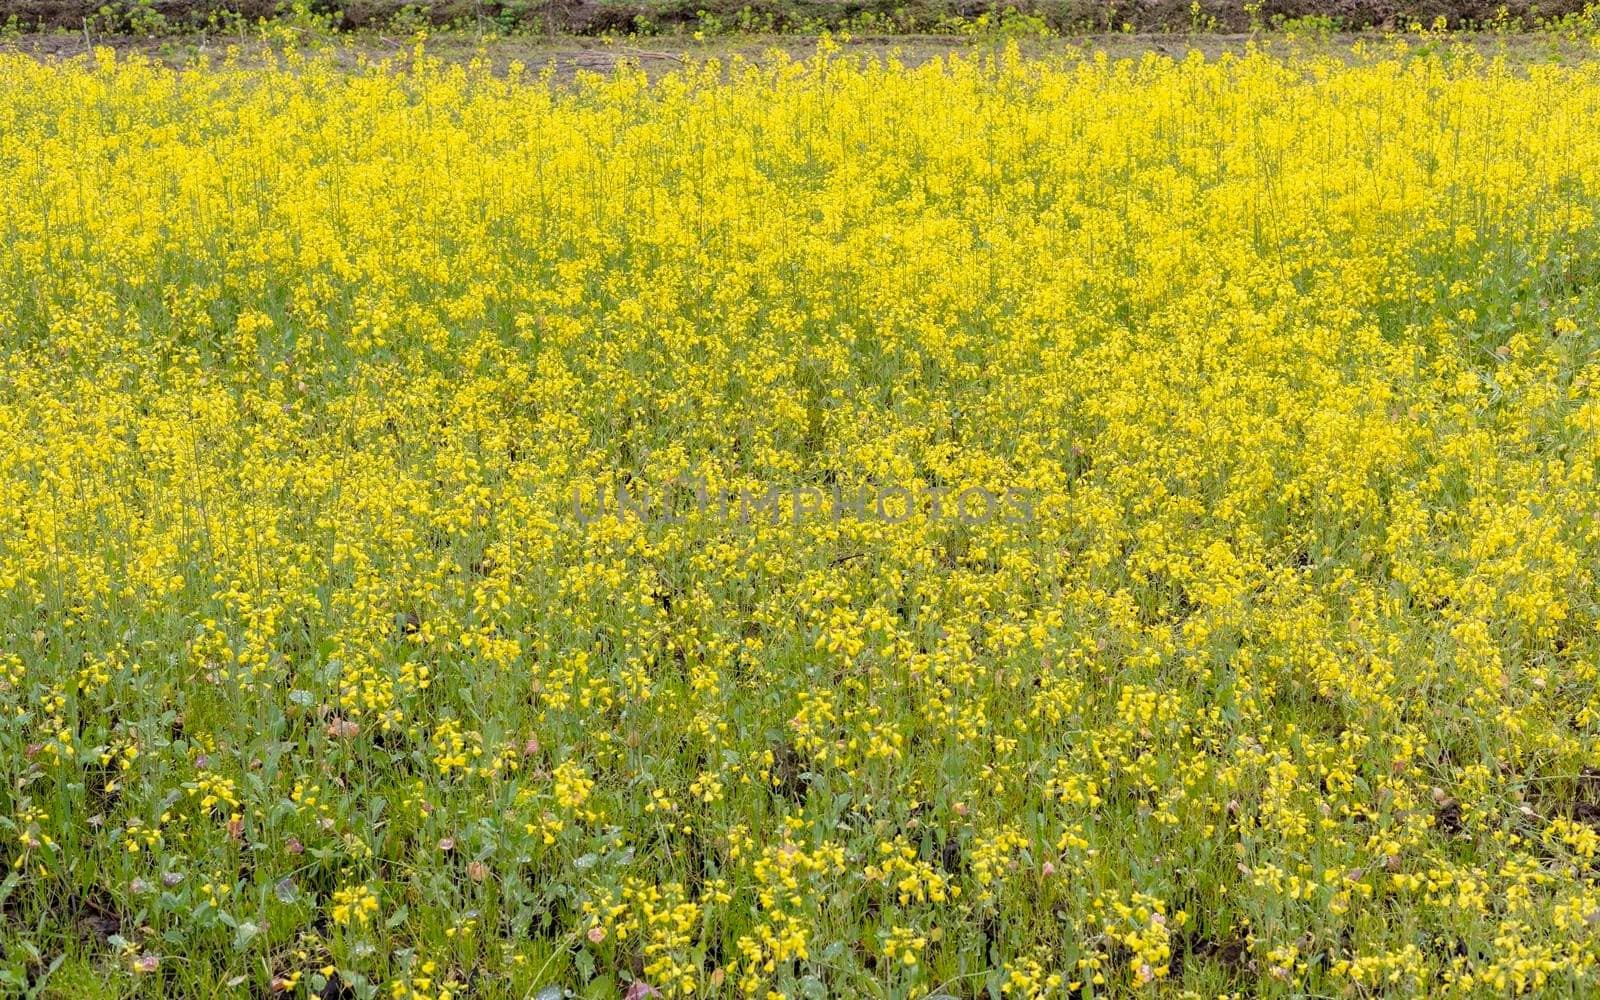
[3,28,1596,78]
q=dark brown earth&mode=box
[5,27,1597,84]
[2,0,1595,37]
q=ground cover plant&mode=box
[3,29,1600,1000]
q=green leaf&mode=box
[572,948,595,982]
[232,920,260,951]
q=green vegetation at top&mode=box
[9,0,1600,38]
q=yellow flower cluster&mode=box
[2,28,1600,997]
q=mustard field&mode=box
[2,36,1600,999]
